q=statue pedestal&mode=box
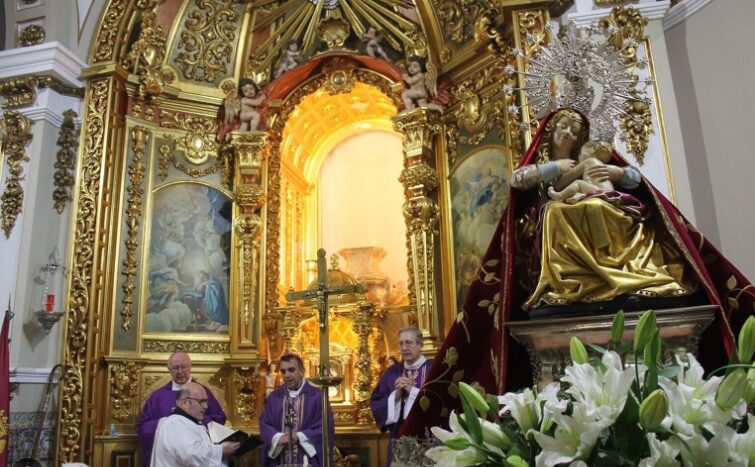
[507,305,716,388]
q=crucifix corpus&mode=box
[285,248,365,467]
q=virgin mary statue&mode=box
[400,108,755,437]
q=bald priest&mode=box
[137,351,227,466]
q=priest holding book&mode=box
[260,353,335,466]
[151,382,240,466]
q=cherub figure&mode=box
[361,26,390,61]
[274,40,302,78]
[401,55,443,113]
[218,79,266,142]
[548,139,615,202]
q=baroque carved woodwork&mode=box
[0,111,33,238]
[52,110,78,213]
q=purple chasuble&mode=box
[136,381,226,467]
[260,381,335,467]
[370,358,433,465]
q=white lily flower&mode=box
[732,414,755,464]
[425,445,486,467]
[499,387,539,433]
[659,354,731,435]
[532,403,612,467]
[637,432,681,467]
[676,423,746,467]
[561,350,635,421]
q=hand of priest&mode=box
[278,432,299,446]
[222,441,241,455]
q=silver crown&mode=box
[504,21,653,143]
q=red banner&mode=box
[0,310,10,466]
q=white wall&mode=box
[665,0,755,281]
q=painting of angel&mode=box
[145,183,232,334]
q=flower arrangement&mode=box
[427,311,755,466]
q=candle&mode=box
[46,294,54,312]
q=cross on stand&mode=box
[285,248,365,467]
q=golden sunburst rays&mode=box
[246,0,418,82]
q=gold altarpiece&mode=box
[49,0,615,465]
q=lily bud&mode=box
[481,419,513,450]
[611,310,625,346]
[633,310,657,353]
[445,435,471,450]
[506,455,530,467]
[639,389,668,431]
[459,382,489,414]
[570,336,589,364]
[737,316,755,363]
[716,368,747,410]
[744,368,755,404]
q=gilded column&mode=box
[58,65,128,463]
[352,302,374,425]
[393,108,442,352]
[230,130,267,352]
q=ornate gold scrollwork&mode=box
[399,162,439,192]
[234,214,263,327]
[60,77,111,463]
[322,57,358,95]
[52,110,78,213]
[318,17,351,50]
[233,366,258,423]
[18,24,46,47]
[124,5,174,101]
[599,6,648,64]
[143,340,231,353]
[160,110,226,178]
[436,0,491,46]
[1,111,33,238]
[403,196,440,235]
[445,61,506,166]
[175,0,241,84]
[0,77,38,109]
[109,361,141,422]
[35,76,85,99]
[599,6,652,165]
[121,126,149,331]
[352,304,373,425]
[92,0,129,64]
[232,131,268,328]
[234,184,266,211]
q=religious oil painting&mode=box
[145,183,232,334]
[450,146,509,309]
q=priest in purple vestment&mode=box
[260,353,335,467]
[137,351,227,467]
[370,326,433,465]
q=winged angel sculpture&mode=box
[401,55,444,113]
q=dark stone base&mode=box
[528,290,707,320]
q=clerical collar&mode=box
[171,377,193,391]
[404,356,427,370]
[173,406,201,425]
[287,380,306,398]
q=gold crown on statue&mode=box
[503,21,654,144]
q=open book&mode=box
[207,421,264,457]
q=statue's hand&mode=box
[585,164,622,183]
[554,159,576,174]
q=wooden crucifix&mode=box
[285,248,365,467]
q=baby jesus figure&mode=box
[548,140,615,202]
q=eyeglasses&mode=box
[398,340,419,347]
[184,397,209,405]
[169,364,190,372]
